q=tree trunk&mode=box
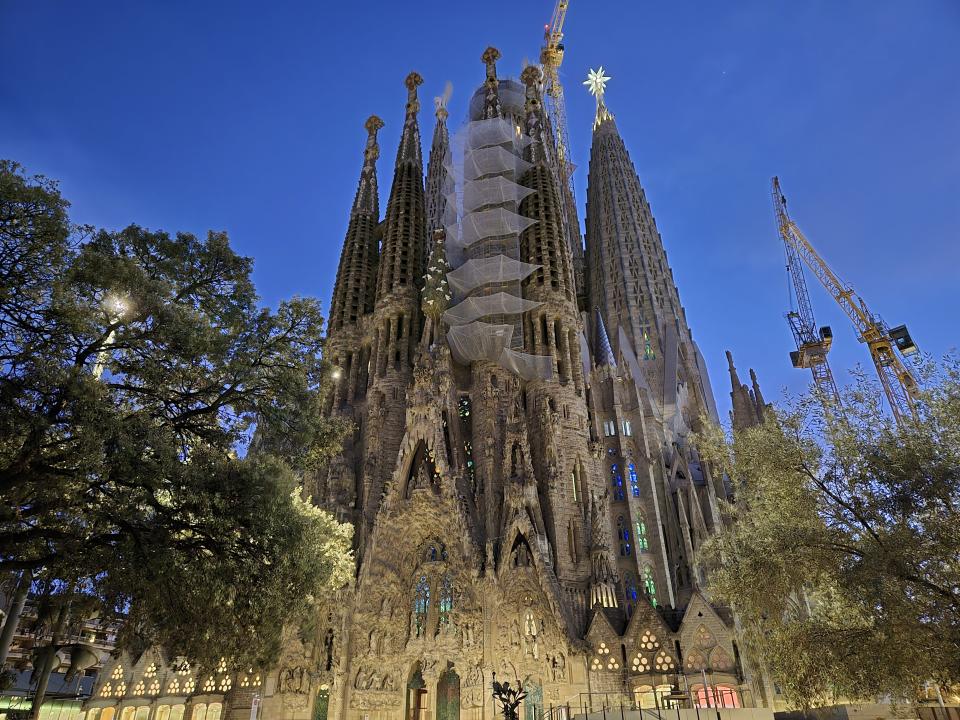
[29,601,70,720]
[0,569,31,667]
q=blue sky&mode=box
[2,1,958,419]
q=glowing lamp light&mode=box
[331,369,342,380]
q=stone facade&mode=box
[88,48,771,720]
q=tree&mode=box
[0,160,354,690]
[697,362,960,707]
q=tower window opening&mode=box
[629,463,640,497]
[617,515,631,556]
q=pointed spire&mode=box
[425,85,452,235]
[750,368,768,423]
[480,46,502,119]
[396,72,424,168]
[329,117,384,333]
[352,114,384,216]
[594,308,616,368]
[376,72,428,301]
[520,65,547,164]
[584,67,615,130]
[727,350,759,430]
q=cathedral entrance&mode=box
[436,666,460,720]
[407,664,428,720]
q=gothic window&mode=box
[628,463,640,497]
[511,534,533,567]
[642,566,657,606]
[635,519,649,551]
[611,465,625,502]
[524,610,537,637]
[621,420,632,436]
[624,571,638,602]
[438,574,453,627]
[413,575,430,637]
[603,420,616,437]
[426,543,448,562]
[617,515,631,556]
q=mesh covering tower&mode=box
[90,50,771,720]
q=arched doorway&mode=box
[436,666,460,720]
[406,664,427,720]
[314,687,330,720]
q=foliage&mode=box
[697,361,960,707]
[0,160,353,669]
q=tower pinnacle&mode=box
[352,114,384,216]
[480,47,502,119]
[584,66,615,129]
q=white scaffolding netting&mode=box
[447,208,537,249]
[447,322,514,364]
[447,256,540,297]
[500,348,555,382]
[456,175,535,214]
[443,292,542,326]
[439,104,554,381]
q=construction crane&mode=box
[771,177,921,425]
[540,0,574,198]
[771,177,840,406]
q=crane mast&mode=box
[771,177,920,425]
[772,178,840,405]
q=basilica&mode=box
[84,48,778,720]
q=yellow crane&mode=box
[771,177,840,405]
[540,0,574,197]
[771,177,920,425]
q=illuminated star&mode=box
[583,67,612,98]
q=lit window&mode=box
[622,420,632,436]
[218,676,232,692]
[216,658,227,673]
[133,681,145,696]
[629,464,640,497]
[192,704,207,720]
[202,676,216,693]
[148,680,161,695]
[111,666,125,681]
[643,566,657,606]
[617,516,631,556]
[144,663,157,678]
[624,571,638,601]
[167,678,181,695]
[99,682,113,698]
[654,650,675,672]
[183,678,196,694]
[631,654,650,672]
[635,520,649,551]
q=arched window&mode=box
[611,464,625,502]
[426,543,447,562]
[100,709,116,720]
[438,574,453,627]
[170,705,185,720]
[86,710,101,720]
[624,571,638,602]
[642,566,657,607]
[156,706,171,720]
[135,707,149,720]
[120,707,136,720]
[635,519,649,551]
[523,610,537,637]
[617,516,631,556]
[192,704,207,720]
[413,575,430,637]
[207,704,223,720]
[628,463,640,497]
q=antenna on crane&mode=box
[770,177,921,426]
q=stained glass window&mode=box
[642,566,657,606]
[438,574,453,626]
[413,575,430,637]
[617,515,631,556]
[628,463,640,497]
[635,520,649,551]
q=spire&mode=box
[425,84,452,235]
[594,308,616,368]
[750,368,768,423]
[584,64,689,404]
[480,46,502,119]
[352,115,384,216]
[329,116,383,333]
[375,72,428,301]
[518,63,576,305]
[584,67,614,130]
[726,350,760,431]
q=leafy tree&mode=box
[0,160,353,684]
[697,363,960,707]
